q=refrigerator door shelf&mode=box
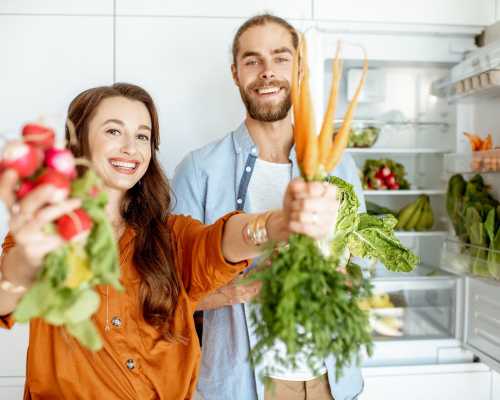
[444,150,500,175]
[442,239,500,282]
[464,277,500,374]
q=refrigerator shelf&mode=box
[444,150,500,174]
[441,239,500,281]
[395,230,448,238]
[347,148,450,154]
[336,119,450,128]
[364,189,446,196]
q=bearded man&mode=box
[172,14,366,400]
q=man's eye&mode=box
[276,57,290,63]
[245,60,258,66]
[106,128,120,136]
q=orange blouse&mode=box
[0,213,248,400]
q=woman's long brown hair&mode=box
[65,83,181,341]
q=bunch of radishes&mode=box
[370,165,400,190]
[362,159,410,191]
[0,123,92,241]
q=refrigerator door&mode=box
[463,276,500,374]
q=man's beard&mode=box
[239,79,292,122]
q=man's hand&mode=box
[196,276,262,311]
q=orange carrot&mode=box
[292,41,304,165]
[318,41,343,170]
[464,132,482,151]
[482,133,493,151]
[299,39,318,180]
[324,50,368,172]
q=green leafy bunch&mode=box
[13,170,121,351]
[248,176,419,380]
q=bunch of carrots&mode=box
[464,132,493,152]
[292,39,368,180]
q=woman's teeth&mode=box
[110,160,137,171]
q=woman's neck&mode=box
[105,188,126,238]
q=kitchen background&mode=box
[2,1,500,399]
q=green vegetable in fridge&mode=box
[446,174,466,239]
[485,208,500,279]
[465,206,489,277]
[347,125,380,148]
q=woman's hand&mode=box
[282,178,339,240]
[0,168,81,287]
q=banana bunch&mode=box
[396,195,434,231]
[358,293,394,310]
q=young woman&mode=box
[0,83,339,400]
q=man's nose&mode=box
[259,65,276,81]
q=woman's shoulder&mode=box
[166,214,203,238]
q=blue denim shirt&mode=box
[172,122,366,400]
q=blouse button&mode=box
[126,359,135,370]
[245,166,252,173]
[111,317,122,328]
[236,198,243,205]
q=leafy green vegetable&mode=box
[465,206,489,277]
[248,176,418,380]
[349,214,418,272]
[13,170,121,351]
[446,174,466,240]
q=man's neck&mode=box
[245,115,293,163]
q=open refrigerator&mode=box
[309,24,500,399]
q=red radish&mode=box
[45,148,76,178]
[0,140,43,178]
[56,208,93,241]
[385,175,396,186]
[22,123,55,150]
[381,166,392,177]
[389,183,400,190]
[34,168,71,201]
[379,184,388,190]
[375,169,384,179]
[374,178,383,188]
[16,180,36,200]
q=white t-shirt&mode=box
[247,158,327,381]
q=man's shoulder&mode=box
[189,131,236,165]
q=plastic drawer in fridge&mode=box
[368,276,457,340]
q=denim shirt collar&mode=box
[231,121,300,178]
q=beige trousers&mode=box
[264,374,334,400]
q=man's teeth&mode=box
[257,87,280,95]
[110,160,137,169]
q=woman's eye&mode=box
[137,134,150,142]
[106,128,120,136]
